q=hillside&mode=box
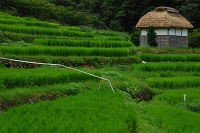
[1,0,200,32]
[0,12,200,133]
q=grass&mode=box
[0,88,137,133]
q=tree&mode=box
[147,26,158,47]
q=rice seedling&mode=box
[33,38,133,47]
[0,18,20,25]
[0,89,137,133]
[147,76,200,89]
[23,21,59,28]
[0,54,140,68]
[145,101,200,133]
[59,26,80,31]
[132,62,200,72]
[0,68,101,89]
[0,83,84,110]
[0,46,130,57]
[138,54,200,62]
[154,89,200,105]
[0,24,94,38]
[0,13,59,28]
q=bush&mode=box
[130,29,140,46]
[147,26,158,47]
[189,29,200,48]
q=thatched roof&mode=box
[136,6,194,29]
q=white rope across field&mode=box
[0,57,115,92]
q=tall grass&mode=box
[0,46,130,57]
[33,38,133,47]
[132,62,200,72]
[0,89,137,133]
[138,54,200,62]
[147,76,200,89]
[0,24,94,38]
[0,68,100,89]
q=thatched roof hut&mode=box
[136,6,193,29]
[136,6,194,48]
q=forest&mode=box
[0,0,200,33]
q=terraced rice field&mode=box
[0,11,200,133]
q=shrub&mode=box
[147,26,158,47]
[189,29,200,48]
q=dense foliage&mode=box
[1,0,200,32]
[147,26,158,47]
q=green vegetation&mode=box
[1,0,200,34]
[0,46,130,57]
[138,54,200,62]
[147,76,200,89]
[0,24,94,38]
[133,62,200,72]
[0,11,200,133]
[34,38,133,47]
[147,26,157,47]
[0,68,100,89]
[0,89,137,133]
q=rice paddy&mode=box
[0,11,200,133]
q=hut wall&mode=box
[140,35,188,48]
[140,29,188,48]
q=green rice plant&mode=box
[133,62,200,72]
[94,30,131,41]
[0,18,20,25]
[0,54,140,68]
[145,101,200,133]
[0,68,101,89]
[155,89,200,105]
[147,76,200,89]
[0,83,82,109]
[3,31,41,43]
[0,12,18,19]
[59,26,80,31]
[33,38,133,47]
[0,24,94,38]
[138,54,200,62]
[0,89,137,133]
[100,36,124,41]
[0,13,59,28]
[23,21,59,28]
[0,46,130,57]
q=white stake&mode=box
[184,94,186,103]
